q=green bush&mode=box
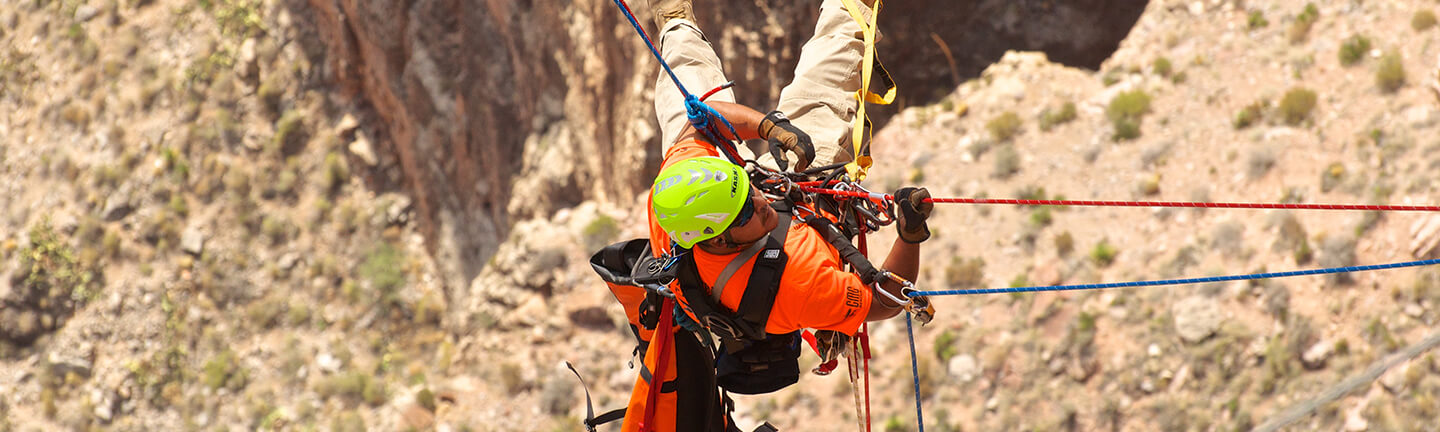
[203,350,247,390]
[1234,101,1266,129]
[360,243,406,306]
[1106,90,1151,141]
[933,330,959,363]
[583,214,620,250]
[20,220,99,303]
[323,152,351,193]
[272,110,308,158]
[1039,102,1078,132]
[1029,207,1053,227]
[945,257,985,288]
[992,144,1020,179]
[987,111,1022,142]
[1153,57,1173,78]
[1089,239,1118,267]
[1376,50,1406,93]
[1278,87,1317,126]
[318,372,387,406]
[1054,231,1075,256]
[1247,10,1269,29]
[1288,3,1320,44]
[1413,10,1437,31]
[1339,35,1372,66]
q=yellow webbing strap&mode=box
[839,0,896,181]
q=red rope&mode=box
[799,187,1440,212]
[856,219,873,432]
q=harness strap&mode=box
[837,0,896,181]
[566,361,632,431]
[713,239,768,303]
[640,298,676,432]
[638,363,682,393]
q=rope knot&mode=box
[684,94,710,129]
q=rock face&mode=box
[295,0,1146,290]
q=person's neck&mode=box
[697,242,746,255]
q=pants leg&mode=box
[766,0,876,169]
[654,19,738,154]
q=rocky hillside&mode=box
[3,0,1440,431]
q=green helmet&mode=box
[652,157,751,249]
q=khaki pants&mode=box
[654,0,876,169]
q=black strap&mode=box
[585,408,626,429]
[804,217,880,284]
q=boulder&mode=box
[1301,340,1333,369]
[1172,296,1222,343]
[181,227,205,256]
[947,354,979,382]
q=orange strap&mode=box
[639,298,675,432]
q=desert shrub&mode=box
[1288,3,1320,44]
[1413,10,1437,31]
[1234,101,1266,129]
[203,349,247,390]
[323,152,350,193]
[987,111,1022,142]
[359,242,406,307]
[1090,239,1118,267]
[1320,162,1345,193]
[1106,90,1151,141]
[945,256,986,288]
[992,144,1020,178]
[1247,147,1277,179]
[1054,231,1075,256]
[1278,87,1317,125]
[1338,35,1371,66]
[331,410,365,432]
[20,220,100,303]
[934,330,960,363]
[1153,57,1173,78]
[1211,221,1246,256]
[1270,212,1312,264]
[261,216,289,245]
[1039,102,1077,131]
[1376,50,1406,93]
[1247,10,1268,29]
[1029,207,1053,227]
[1137,173,1161,196]
[272,110,308,158]
[583,214,620,250]
[1319,235,1357,285]
[318,372,387,406]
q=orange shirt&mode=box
[648,139,872,335]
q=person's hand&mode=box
[893,187,933,244]
[760,111,815,172]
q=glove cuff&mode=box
[900,225,931,244]
[759,110,788,139]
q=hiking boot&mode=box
[651,0,694,31]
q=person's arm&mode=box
[673,101,766,143]
[864,237,919,320]
[675,102,816,171]
[865,187,933,321]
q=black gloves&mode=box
[759,111,815,172]
[894,187,933,244]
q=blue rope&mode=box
[912,258,1440,297]
[905,310,925,432]
[612,0,745,165]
